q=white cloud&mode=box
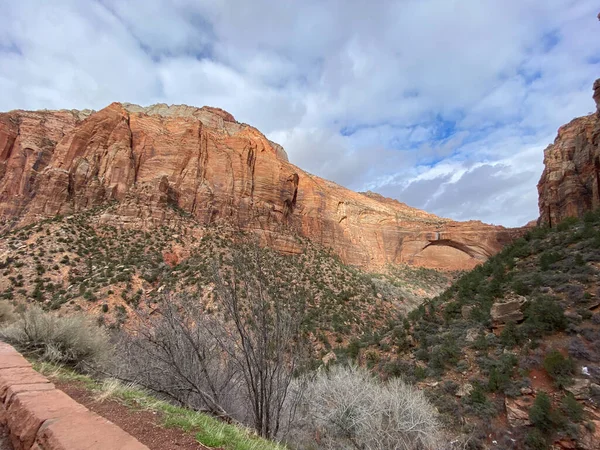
[0,0,598,226]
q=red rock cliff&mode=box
[538,79,600,226]
[0,102,520,271]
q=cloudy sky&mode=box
[1,1,599,227]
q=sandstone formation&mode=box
[505,396,534,427]
[0,102,520,271]
[490,295,527,326]
[538,79,600,226]
[594,79,600,114]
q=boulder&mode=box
[565,310,583,321]
[455,383,473,398]
[491,296,527,325]
[465,328,479,343]
[557,438,577,449]
[566,378,591,400]
[505,396,534,427]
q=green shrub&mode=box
[583,210,598,223]
[529,391,554,432]
[346,339,360,359]
[463,383,498,419]
[414,366,427,381]
[525,428,549,450]
[487,368,511,394]
[512,278,532,295]
[539,251,563,271]
[0,307,112,368]
[526,226,549,241]
[556,216,579,232]
[523,297,567,335]
[500,321,521,348]
[561,394,583,422]
[428,340,460,374]
[543,350,574,388]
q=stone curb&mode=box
[0,343,149,450]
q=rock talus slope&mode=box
[0,102,519,271]
[538,79,600,226]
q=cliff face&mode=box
[0,102,519,271]
[538,79,600,227]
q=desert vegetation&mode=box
[0,205,449,349]
[0,209,446,449]
[0,306,111,368]
[289,365,442,449]
[0,297,444,449]
[377,210,600,449]
[7,206,600,449]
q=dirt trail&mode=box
[54,380,209,450]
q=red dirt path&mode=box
[54,380,210,450]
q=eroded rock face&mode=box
[490,295,527,325]
[538,79,600,226]
[505,396,533,427]
[0,103,520,271]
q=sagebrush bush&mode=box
[289,365,442,449]
[0,301,15,324]
[568,337,594,361]
[0,307,112,368]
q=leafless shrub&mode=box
[116,296,240,420]
[555,284,584,302]
[0,306,111,368]
[288,365,442,450]
[118,242,310,439]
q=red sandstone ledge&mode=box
[0,342,149,450]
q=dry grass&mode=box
[0,307,112,368]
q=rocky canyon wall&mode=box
[0,102,520,271]
[538,79,600,226]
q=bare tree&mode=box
[117,242,310,439]
[210,242,310,438]
[117,296,239,419]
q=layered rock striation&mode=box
[538,79,600,226]
[0,102,519,271]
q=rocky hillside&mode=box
[538,79,600,226]
[0,102,521,271]
[0,205,454,357]
[379,212,600,449]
